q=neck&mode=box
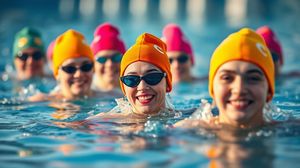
[18,73,44,81]
[96,79,119,91]
[219,112,265,129]
[61,90,93,101]
[173,75,194,84]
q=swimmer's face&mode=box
[94,50,121,89]
[212,61,270,128]
[57,57,94,99]
[14,47,45,80]
[167,51,192,83]
[122,61,167,116]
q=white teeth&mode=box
[137,95,153,100]
[73,80,85,85]
[230,100,249,106]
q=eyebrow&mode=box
[218,69,235,74]
[246,69,264,75]
[146,69,160,73]
[126,68,160,75]
[81,60,93,65]
[62,60,92,67]
[218,69,264,75]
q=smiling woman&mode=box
[88,32,175,121]
[175,28,275,129]
[13,27,46,80]
[28,29,102,102]
[90,23,126,96]
[161,23,196,84]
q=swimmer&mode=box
[88,32,175,122]
[162,24,202,84]
[90,23,126,97]
[176,28,275,129]
[12,27,47,80]
[29,29,109,102]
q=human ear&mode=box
[266,91,272,102]
[166,86,170,92]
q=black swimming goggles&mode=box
[16,51,43,61]
[169,54,189,64]
[120,72,166,88]
[61,63,94,74]
[96,53,122,64]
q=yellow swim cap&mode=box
[209,28,275,101]
[53,29,94,77]
[120,33,172,94]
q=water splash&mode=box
[189,99,213,122]
[0,97,23,105]
[17,84,42,101]
[263,102,293,122]
[189,99,293,123]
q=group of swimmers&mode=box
[11,22,292,130]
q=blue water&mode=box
[1,0,300,167]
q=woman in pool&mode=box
[161,24,200,84]
[29,29,107,102]
[87,32,174,121]
[90,23,126,97]
[12,27,47,80]
[176,28,275,129]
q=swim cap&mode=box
[13,27,45,57]
[120,33,172,94]
[256,26,283,66]
[52,29,94,76]
[90,22,126,55]
[161,23,195,65]
[209,28,274,101]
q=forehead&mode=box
[21,47,41,53]
[96,50,120,57]
[62,57,91,66]
[124,61,161,74]
[217,60,262,73]
[167,51,186,57]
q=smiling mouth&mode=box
[71,80,86,86]
[228,100,253,110]
[136,95,154,105]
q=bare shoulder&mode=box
[28,92,64,102]
[174,117,220,129]
[87,112,130,121]
[27,92,49,102]
[174,118,208,128]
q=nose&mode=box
[232,76,248,95]
[73,68,83,78]
[105,58,114,67]
[26,55,34,64]
[136,78,149,91]
[172,59,180,68]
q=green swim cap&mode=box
[13,27,45,57]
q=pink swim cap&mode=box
[90,22,126,55]
[162,23,195,65]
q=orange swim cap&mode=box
[209,28,275,101]
[52,29,94,76]
[120,33,172,94]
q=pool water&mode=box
[1,0,300,167]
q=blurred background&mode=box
[1,0,300,77]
